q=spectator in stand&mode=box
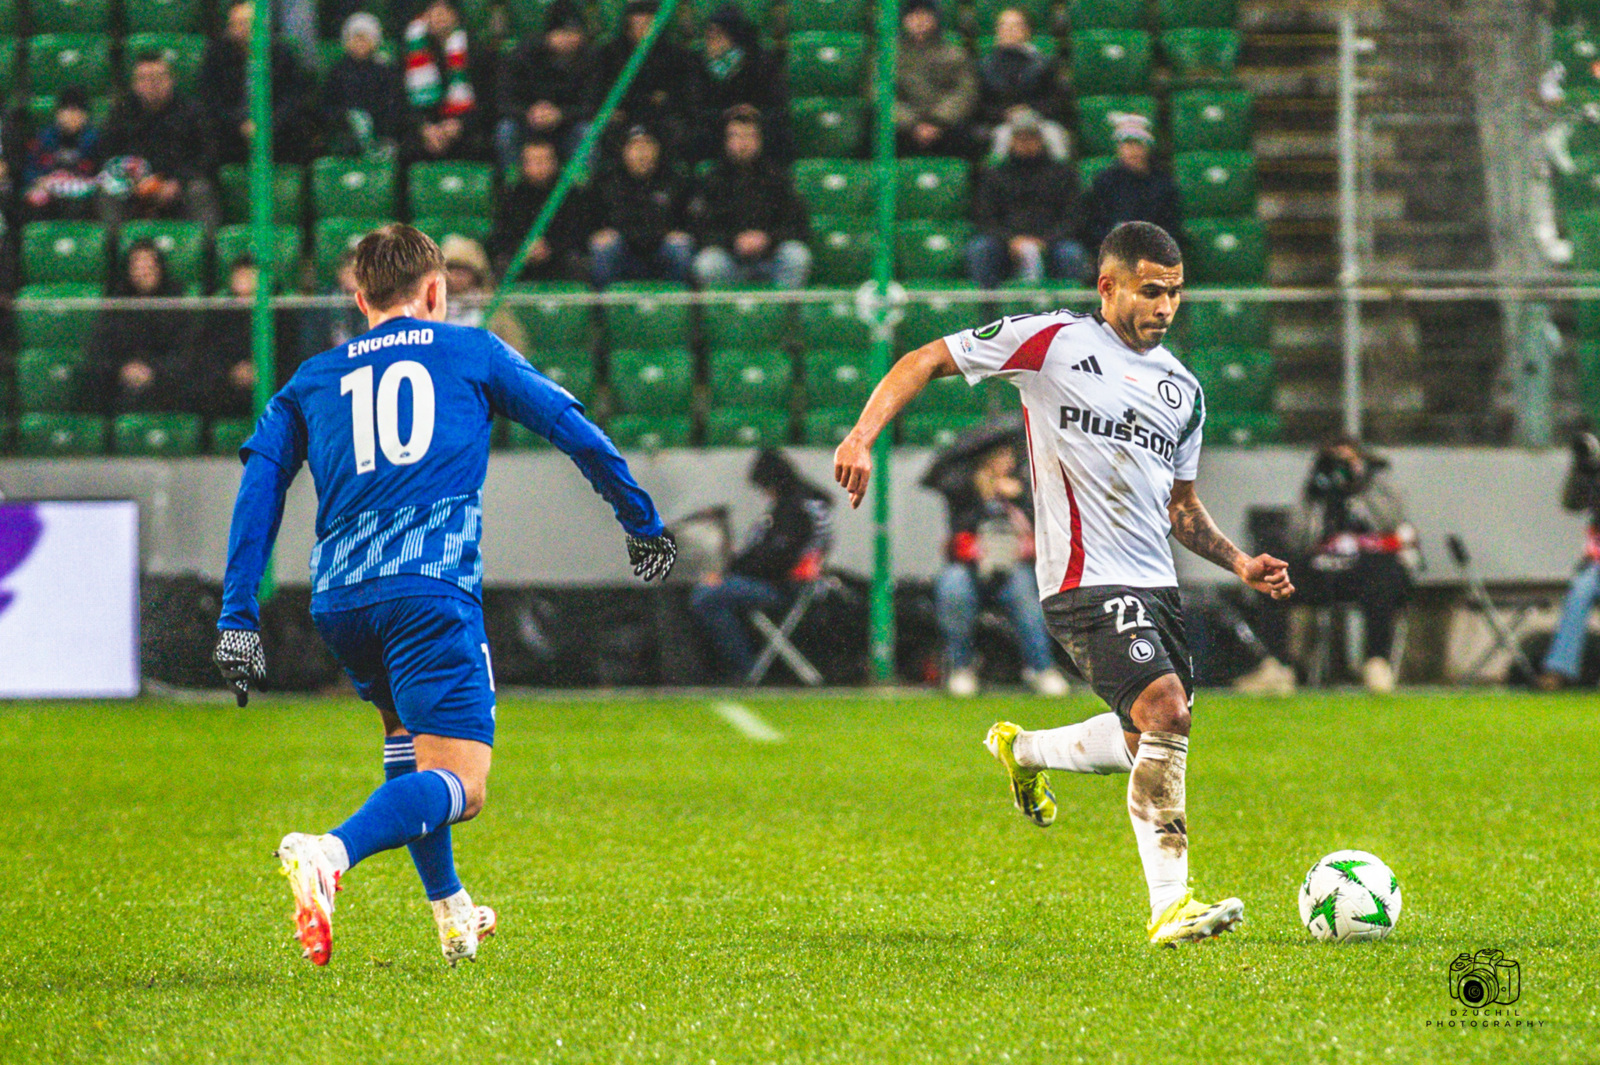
[193,256,277,417]
[299,248,367,355]
[690,449,834,682]
[321,12,408,156]
[438,233,529,348]
[691,3,789,162]
[967,109,1089,287]
[1538,431,1600,690]
[87,240,195,414]
[200,1,317,165]
[895,0,978,158]
[975,7,1069,163]
[690,107,811,289]
[22,88,102,221]
[1079,113,1183,254]
[489,138,591,282]
[403,0,484,161]
[495,0,597,170]
[98,52,219,232]
[589,125,693,287]
[595,0,697,152]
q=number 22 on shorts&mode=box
[1103,594,1148,633]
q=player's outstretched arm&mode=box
[1168,479,1294,600]
[215,451,298,704]
[834,339,961,509]
[546,406,675,582]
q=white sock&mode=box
[1014,713,1134,775]
[319,834,351,874]
[1127,731,1190,922]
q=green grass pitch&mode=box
[1,689,1595,1064]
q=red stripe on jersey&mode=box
[1058,460,1085,591]
[1021,406,1038,491]
[1000,322,1067,373]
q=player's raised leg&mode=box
[1126,675,1241,946]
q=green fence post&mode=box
[248,0,276,602]
[869,0,899,684]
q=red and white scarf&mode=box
[405,20,475,117]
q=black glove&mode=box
[214,629,266,706]
[626,530,677,583]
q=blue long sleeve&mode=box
[218,453,297,631]
[546,406,664,538]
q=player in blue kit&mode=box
[213,225,677,967]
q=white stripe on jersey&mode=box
[946,310,1204,596]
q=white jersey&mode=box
[945,309,1204,597]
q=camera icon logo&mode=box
[1448,948,1521,1007]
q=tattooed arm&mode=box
[1169,479,1295,599]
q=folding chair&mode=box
[747,550,835,686]
[1447,535,1538,682]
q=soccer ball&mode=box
[1298,850,1402,942]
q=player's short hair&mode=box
[353,223,446,310]
[1098,221,1182,272]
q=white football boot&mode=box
[432,890,495,965]
[275,833,343,966]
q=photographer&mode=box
[1294,437,1417,693]
[1537,431,1600,689]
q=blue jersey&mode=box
[219,316,662,629]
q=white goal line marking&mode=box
[711,702,785,743]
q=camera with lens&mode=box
[1448,948,1521,1007]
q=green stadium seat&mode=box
[0,37,16,94]
[413,215,494,245]
[809,216,877,285]
[1188,347,1273,413]
[902,411,983,446]
[15,348,87,412]
[1557,26,1600,86]
[792,159,876,219]
[1160,28,1241,81]
[907,369,985,414]
[976,34,1057,59]
[790,96,866,158]
[1069,29,1151,94]
[973,0,1052,34]
[1578,342,1600,417]
[408,161,494,220]
[1177,292,1269,349]
[896,220,971,280]
[1205,410,1280,446]
[541,359,598,407]
[896,158,969,220]
[607,414,692,449]
[899,285,979,348]
[502,283,593,349]
[1173,150,1257,217]
[17,412,104,455]
[800,296,873,349]
[691,0,770,28]
[1075,93,1157,158]
[1067,0,1146,29]
[218,163,304,225]
[114,412,202,455]
[610,347,693,415]
[126,0,202,32]
[604,282,690,349]
[125,32,205,94]
[28,34,113,98]
[787,32,867,97]
[1185,217,1266,283]
[708,349,792,408]
[313,217,385,285]
[15,283,99,347]
[119,220,205,293]
[215,223,303,285]
[31,0,111,33]
[504,0,557,40]
[800,406,856,446]
[1155,0,1235,28]
[704,406,790,447]
[1169,88,1253,152]
[209,417,253,454]
[788,0,867,32]
[0,0,15,34]
[1078,153,1116,185]
[311,156,396,219]
[803,348,872,408]
[702,288,790,349]
[22,220,106,285]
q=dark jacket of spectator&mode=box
[692,4,788,159]
[402,13,486,159]
[497,18,599,136]
[728,450,834,583]
[99,91,212,182]
[895,27,979,132]
[691,158,810,250]
[488,178,592,281]
[591,161,691,257]
[976,41,1063,128]
[88,248,195,414]
[322,52,409,146]
[22,97,102,219]
[199,36,315,163]
[594,2,697,144]
[1079,162,1184,251]
[973,152,1080,242]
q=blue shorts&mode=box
[312,595,497,746]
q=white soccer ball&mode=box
[1297,850,1402,942]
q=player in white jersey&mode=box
[834,222,1294,945]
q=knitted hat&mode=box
[1110,112,1155,145]
[903,0,941,18]
[342,11,382,44]
[55,85,89,111]
[440,234,491,282]
[543,0,585,31]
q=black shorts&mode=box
[1041,585,1193,730]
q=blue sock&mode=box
[329,767,465,869]
[383,737,464,902]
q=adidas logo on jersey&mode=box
[1070,356,1104,376]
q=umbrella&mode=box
[918,414,1026,490]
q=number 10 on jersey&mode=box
[340,361,436,474]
